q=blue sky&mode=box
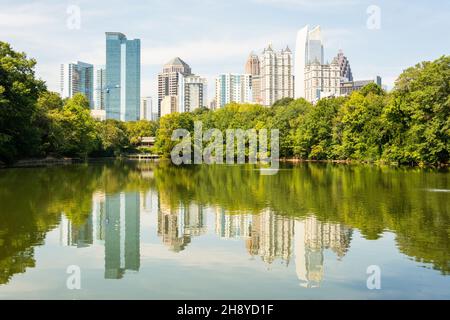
[0,0,449,101]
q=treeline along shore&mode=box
[1,41,449,167]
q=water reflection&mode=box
[54,186,353,287]
[0,161,449,292]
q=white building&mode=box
[160,95,178,117]
[295,25,324,99]
[140,96,158,121]
[94,66,106,110]
[260,44,294,106]
[178,75,207,112]
[215,73,253,108]
[304,58,341,103]
[60,61,94,107]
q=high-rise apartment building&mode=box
[158,57,191,117]
[215,74,253,108]
[178,75,207,112]
[336,50,353,82]
[105,32,141,121]
[260,44,294,106]
[245,53,262,104]
[60,61,94,107]
[304,58,340,103]
[140,97,158,121]
[295,25,324,99]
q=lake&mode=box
[0,161,449,299]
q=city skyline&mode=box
[1,0,448,103]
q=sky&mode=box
[0,0,449,102]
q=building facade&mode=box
[215,73,253,108]
[60,61,94,107]
[304,58,340,103]
[94,66,106,110]
[160,95,178,117]
[260,44,294,106]
[105,32,141,121]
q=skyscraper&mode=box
[60,61,94,107]
[105,32,141,121]
[245,53,262,104]
[158,57,192,116]
[336,50,353,82]
[215,74,253,108]
[260,44,294,106]
[295,25,324,99]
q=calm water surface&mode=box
[0,161,449,299]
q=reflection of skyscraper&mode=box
[215,209,293,266]
[157,201,206,252]
[184,203,207,237]
[294,216,352,288]
[245,210,294,265]
[104,192,140,279]
[215,208,252,239]
[92,192,106,244]
[140,190,158,216]
[158,202,190,252]
[59,214,93,248]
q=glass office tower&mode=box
[60,61,94,108]
[105,32,141,121]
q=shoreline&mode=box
[1,156,448,169]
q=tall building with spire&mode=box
[295,25,324,99]
[260,44,294,106]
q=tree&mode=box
[154,112,194,157]
[293,97,345,159]
[0,41,46,163]
[332,91,385,161]
[124,120,158,146]
[269,98,312,157]
[96,119,129,156]
[48,94,98,158]
[382,56,450,165]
